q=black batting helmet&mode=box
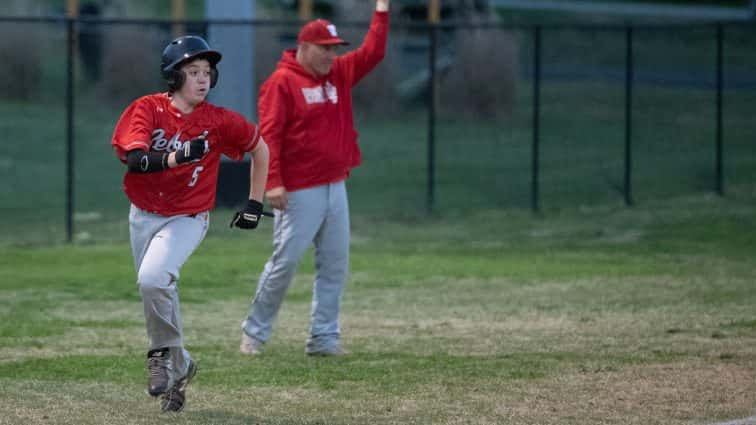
[161,35,222,91]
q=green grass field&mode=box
[1,185,755,424]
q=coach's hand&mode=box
[230,199,264,229]
[266,186,288,210]
[376,0,390,12]
[175,135,209,164]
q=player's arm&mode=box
[230,137,270,230]
[376,0,389,12]
[125,135,209,173]
[126,149,169,173]
[248,137,269,203]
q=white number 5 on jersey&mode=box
[189,166,204,187]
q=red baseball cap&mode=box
[297,19,350,46]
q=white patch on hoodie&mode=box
[324,81,338,103]
[301,81,338,105]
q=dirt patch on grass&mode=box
[500,361,756,425]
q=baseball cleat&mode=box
[160,358,197,412]
[146,348,170,397]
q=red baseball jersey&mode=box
[112,93,260,216]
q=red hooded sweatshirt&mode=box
[258,11,389,192]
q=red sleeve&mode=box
[337,11,389,87]
[219,109,260,161]
[257,74,290,190]
[111,97,154,163]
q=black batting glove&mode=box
[175,135,209,164]
[230,199,264,230]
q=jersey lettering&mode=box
[188,166,204,187]
[151,129,199,153]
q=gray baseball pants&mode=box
[129,204,208,379]
[242,181,350,353]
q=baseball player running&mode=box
[111,35,269,412]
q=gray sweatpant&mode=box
[129,204,208,379]
[242,181,350,353]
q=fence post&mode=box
[67,0,78,18]
[426,2,440,214]
[299,0,313,20]
[426,25,438,213]
[531,25,541,214]
[171,0,186,37]
[716,24,724,195]
[624,25,634,206]
[66,18,75,243]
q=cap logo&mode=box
[327,24,338,37]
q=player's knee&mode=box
[137,268,174,293]
[271,257,300,276]
[256,273,295,304]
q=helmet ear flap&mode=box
[210,67,219,88]
[167,69,185,92]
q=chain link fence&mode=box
[1,16,755,245]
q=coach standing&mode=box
[240,0,390,356]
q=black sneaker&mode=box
[146,348,170,397]
[160,359,197,413]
